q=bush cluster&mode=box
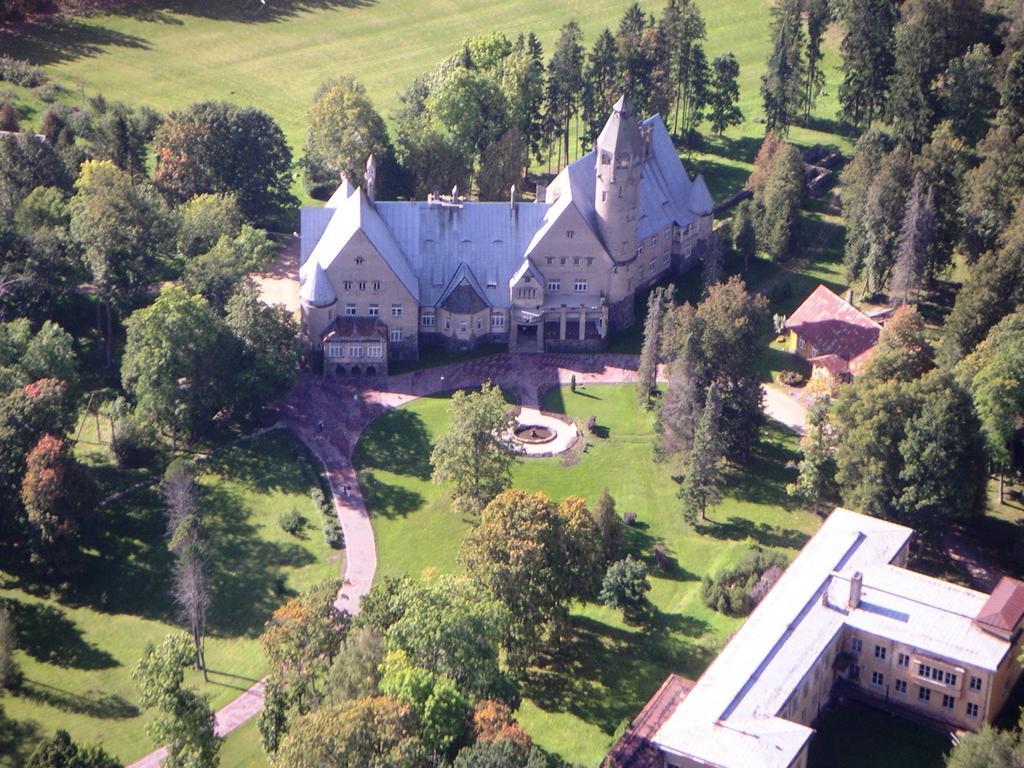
[111,417,158,469]
[0,57,48,88]
[701,547,789,616]
[310,485,343,549]
[779,370,807,387]
[278,507,305,536]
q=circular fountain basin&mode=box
[514,424,557,445]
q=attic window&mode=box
[566,230,575,239]
[487,279,498,289]
[355,256,365,265]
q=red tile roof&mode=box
[786,285,881,368]
[808,353,850,378]
[976,576,1024,633]
[320,316,388,342]
[604,674,695,768]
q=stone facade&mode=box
[299,97,715,366]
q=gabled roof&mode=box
[977,576,1024,634]
[808,353,849,377]
[785,285,881,365]
[437,263,489,314]
[607,675,695,768]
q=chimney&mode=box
[510,184,517,210]
[845,289,854,306]
[848,572,863,610]
[365,154,377,202]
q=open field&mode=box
[0,430,339,766]
[2,0,852,205]
[354,383,822,765]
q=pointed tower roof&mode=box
[597,95,647,159]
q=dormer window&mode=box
[601,153,611,165]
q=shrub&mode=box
[0,102,18,132]
[110,417,157,469]
[623,511,637,526]
[0,606,18,689]
[586,415,597,434]
[701,546,789,616]
[323,517,344,549]
[653,544,670,570]
[309,485,325,509]
[779,370,806,387]
[278,507,305,536]
[33,82,65,103]
[0,57,48,88]
[599,556,651,620]
[570,375,577,392]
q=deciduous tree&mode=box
[707,53,743,135]
[679,383,724,525]
[787,399,838,510]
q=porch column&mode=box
[601,305,609,339]
[559,308,567,340]
[510,318,518,351]
[536,319,545,351]
[578,308,586,340]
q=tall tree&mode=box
[756,141,804,260]
[914,123,970,280]
[679,383,724,525]
[581,30,622,147]
[939,44,998,146]
[133,633,220,768]
[889,174,936,303]
[862,304,932,382]
[730,200,758,271]
[840,129,891,281]
[999,50,1024,133]
[68,160,174,367]
[861,150,913,292]
[636,286,668,407]
[155,101,294,223]
[545,21,585,167]
[761,0,807,134]
[961,125,1024,260]
[803,0,829,120]
[835,0,897,128]
[591,488,623,563]
[707,53,743,135]
[787,399,838,510]
[476,127,528,200]
[430,381,517,516]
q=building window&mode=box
[345,304,356,316]
[944,672,958,687]
[966,702,979,718]
[573,257,580,265]
[566,230,575,239]
[918,663,930,678]
[368,304,379,316]
[871,671,884,686]
[918,686,931,702]
[895,680,907,694]
[898,653,910,668]
[389,329,403,343]
[970,676,983,692]
[517,287,536,299]
[574,279,587,293]
[354,256,365,265]
[343,280,353,291]
[546,257,554,265]
[942,694,955,709]
[548,280,561,293]
[491,313,505,328]
[635,246,643,259]
[874,645,886,660]
[459,322,468,333]
[372,280,381,290]
[850,664,860,680]
[327,341,342,359]
[358,281,366,291]
[391,304,403,317]
[587,257,594,266]
[444,318,451,330]
[348,345,363,358]
[850,638,862,654]
[475,319,482,330]
[931,668,943,682]
[560,257,567,265]
[421,314,434,327]
[367,344,382,358]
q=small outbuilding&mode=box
[785,285,881,385]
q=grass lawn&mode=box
[0,430,339,766]
[808,701,953,768]
[3,0,852,209]
[353,383,822,766]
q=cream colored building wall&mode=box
[527,205,615,306]
[429,306,506,341]
[319,230,419,354]
[988,640,1024,721]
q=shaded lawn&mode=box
[0,431,338,765]
[356,383,821,765]
[808,701,952,768]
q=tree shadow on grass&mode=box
[0,706,39,768]
[0,20,150,67]
[525,613,716,736]
[202,433,311,496]
[201,484,316,638]
[721,433,800,509]
[13,680,139,720]
[358,470,424,520]
[353,409,432,480]
[109,0,377,24]
[702,134,765,165]
[701,516,810,550]
[0,599,117,671]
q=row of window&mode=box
[422,314,505,329]
[342,279,382,292]
[917,663,958,688]
[545,256,595,267]
[344,303,403,317]
[871,676,980,716]
[852,637,983,693]
[326,341,384,359]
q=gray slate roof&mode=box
[437,263,490,314]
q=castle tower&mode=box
[594,96,646,261]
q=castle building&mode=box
[607,509,1024,768]
[299,97,714,375]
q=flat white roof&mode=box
[653,508,994,768]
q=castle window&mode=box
[355,257,365,265]
[566,230,575,239]
[587,258,594,266]
[548,280,561,293]
[368,304,379,316]
[871,672,884,686]
[547,257,554,265]
[327,341,342,359]
[459,322,468,333]
[895,680,907,694]
[574,279,587,293]
[602,191,607,202]
[573,257,580,265]
[343,280,353,291]
[348,345,363,358]
[444,318,451,330]
[918,686,931,702]
[358,281,366,291]
[368,344,383,358]
[970,676,982,691]
[373,280,382,291]
[391,304,403,317]
[491,313,505,328]
[966,703,979,718]
[475,319,482,330]
[421,313,434,327]
[942,695,955,709]
[389,329,403,343]
[345,304,356,316]
[898,653,910,668]
[874,645,886,660]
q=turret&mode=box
[365,153,377,203]
[595,96,646,261]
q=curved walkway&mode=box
[128,352,654,766]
